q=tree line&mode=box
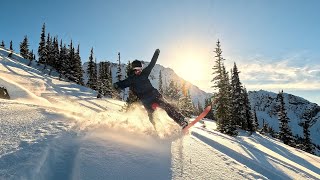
[210,40,319,155]
[1,23,116,97]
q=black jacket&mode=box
[114,50,160,102]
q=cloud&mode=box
[196,51,320,104]
[233,56,320,91]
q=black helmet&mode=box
[132,60,142,68]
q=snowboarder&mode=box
[113,49,189,130]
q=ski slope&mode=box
[0,48,320,179]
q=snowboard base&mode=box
[182,105,212,135]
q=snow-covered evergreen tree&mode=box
[230,63,245,129]
[211,40,225,131]
[277,90,294,146]
[97,61,114,98]
[8,41,13,57]
[74,44,84,85]
[204,97,214,119]
[197,100,203,115]
[27,50,34,66]
[59,42,68,79]
[261,119,269,134]
[38,23,46,65]
[116,52,122,82]
[19,35,29,59]
[300,120,313,154]
[94,58,98,89]
[86,48,97,90]
[66,40,75,79]
[211,40,236,135]
[222,66,236,135]
[299,105,319,154]
[0,40,5,48]
[52,37,60,70]
[179,82,194,117]
[9,41,13,51]
[164,80,181,104]
[253,109,259,131]
[243,87,254,133]
[45,34,53,70]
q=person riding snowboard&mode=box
[113,49,189,130]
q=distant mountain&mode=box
[83,61,213,106]
[249,90,320,146]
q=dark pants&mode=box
[141,96,185,129]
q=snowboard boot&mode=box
[180,119,189,130]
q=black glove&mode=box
[113,83,121,93]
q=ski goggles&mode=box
[133,67,142,71]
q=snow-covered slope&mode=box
[83,61,212,106]
[1,48,320,179]
[249,90,320,146]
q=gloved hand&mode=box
[113,83,122,94]
[155,49,160,54]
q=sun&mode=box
[165,39,211,90]
[174,53,209,84]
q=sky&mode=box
[1,0,320,104]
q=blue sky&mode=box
[1,0,319,104]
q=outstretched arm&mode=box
[142,49,160,76]
[113,77,131,90]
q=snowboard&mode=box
[182,105,212,135]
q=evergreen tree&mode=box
[261,119,269,134]
[115,52,123,99]
[38,23,46,65]
[124,61,131,79]
[268,126,276,138]
[300,120,313,153]
[159,70,163,94]
[45,34,53,70]
[27,50,34,66]
[179,82,194,117]
[230,63,246,129]
[100,62,114,97]
[197,100,203,115]
[8,41,13,57]
[222,66,236,135]
[204,97,215,119]
[211,40,236,135]
[253,109,259,131]
[116,52,122,82]
[59,42,68,79]
[74,44,84,85]
[28,49,34,60]
[243,87,254,133]
[9,41,13,50]
[65,40,76,81]
[299,106,319,154]
[164,80,181,103]
[277,90,294,146]
[20,35,29,59]
[52,37,60,70]
[86,48,97,90]
[94,58,98,89]
[0,40,5,48]
[211,40,226,131]
[107,62,115,97]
